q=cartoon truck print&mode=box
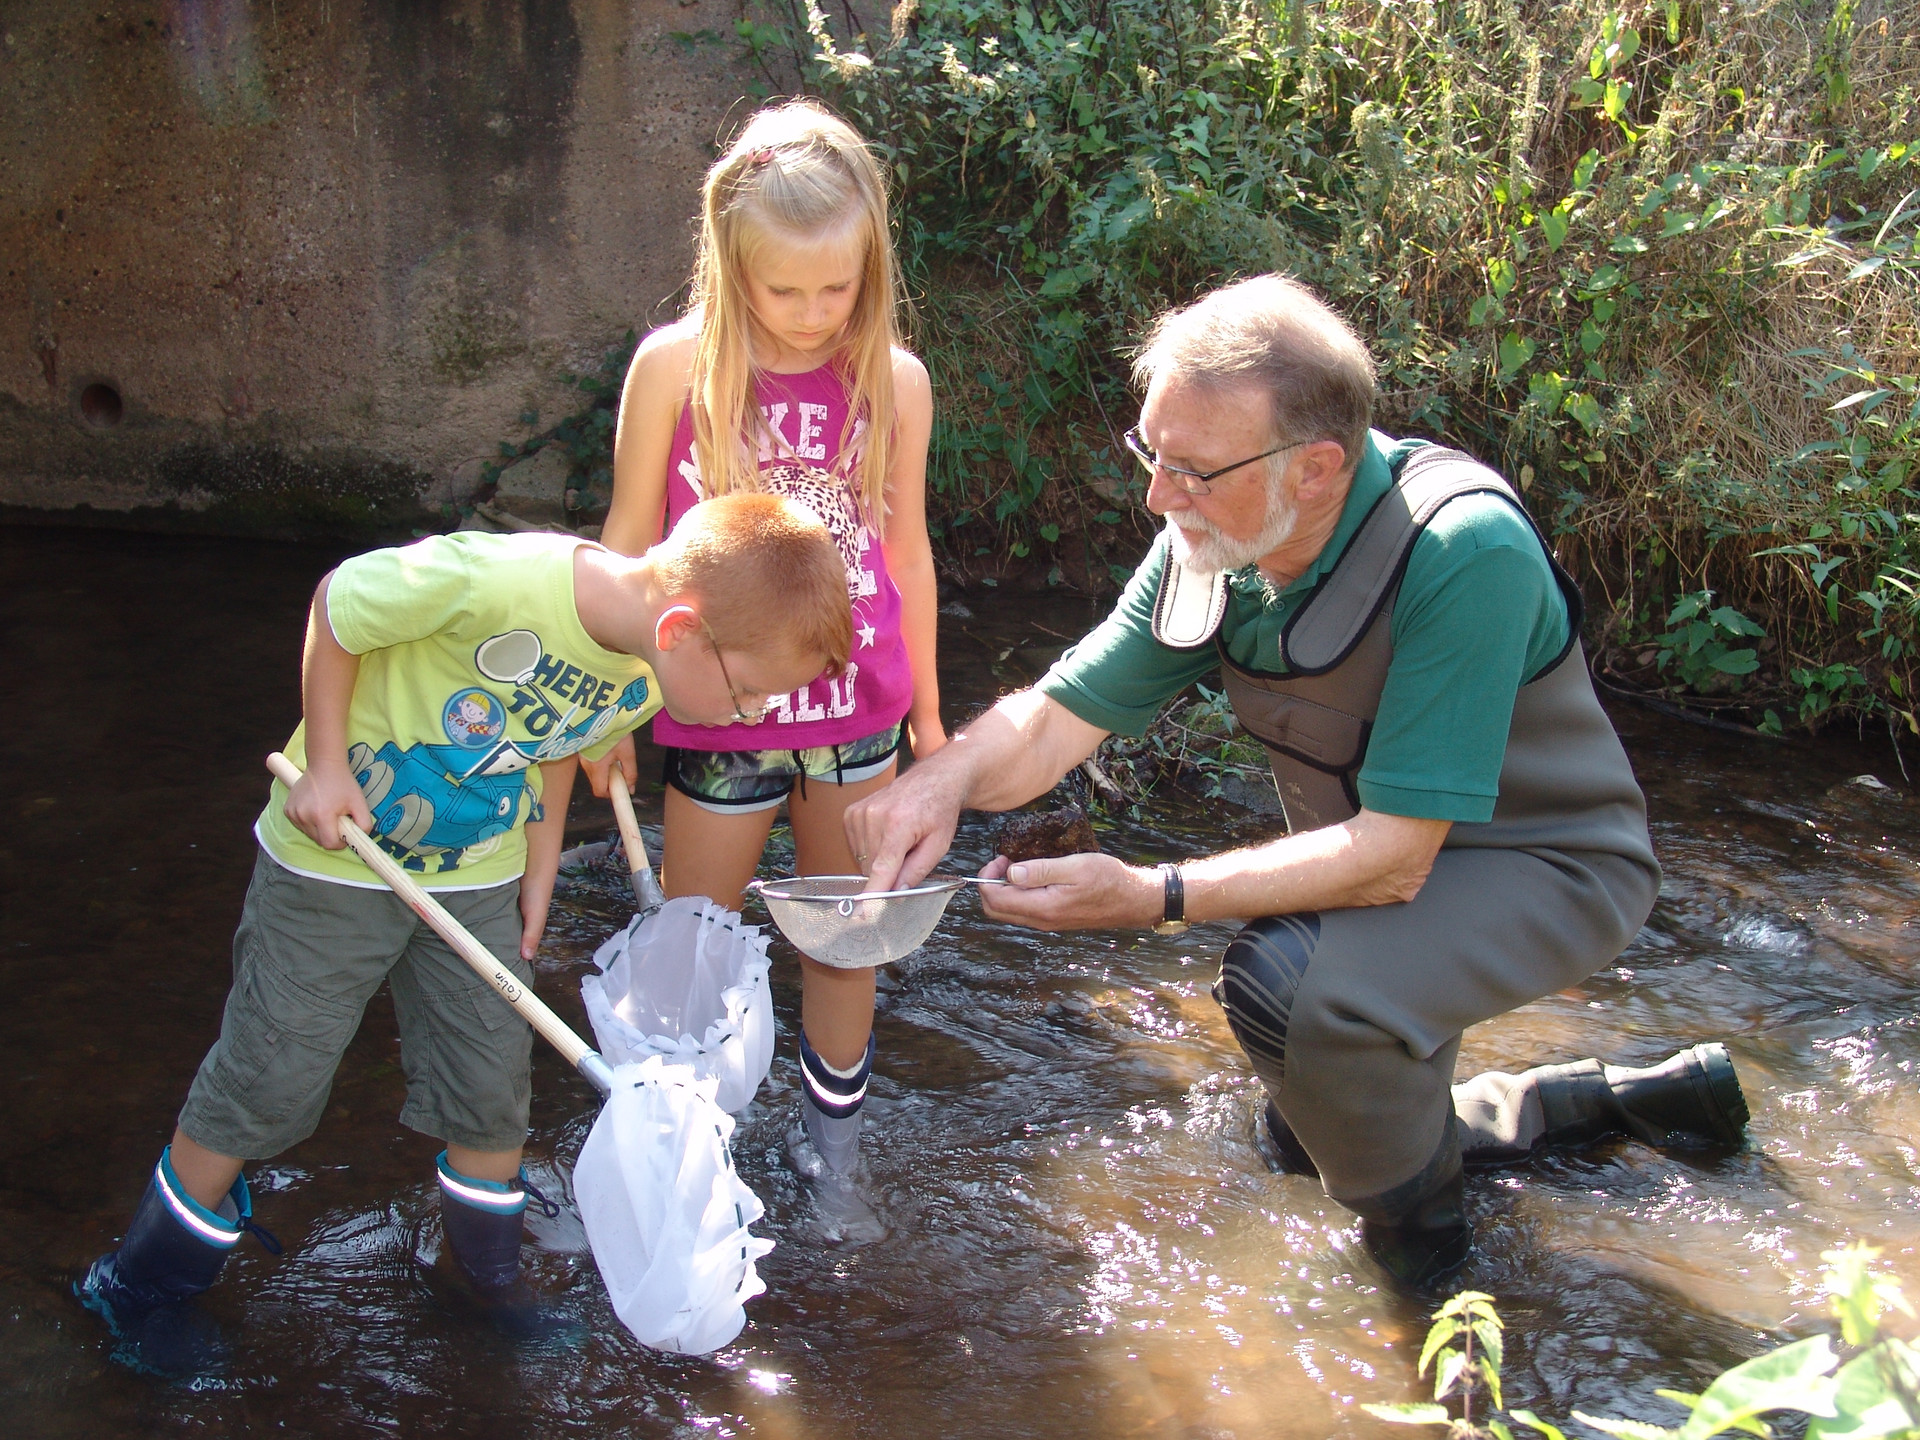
[348,741,529,854]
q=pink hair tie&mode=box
[750,147,775,166]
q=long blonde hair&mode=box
[688,100,905,534]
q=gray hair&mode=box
[1132,274,1377,473]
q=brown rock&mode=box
[995,805,1099,862]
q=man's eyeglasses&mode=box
[701,619,776,725]
[1122,424,1305,496]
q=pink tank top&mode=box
[654,362,912,751]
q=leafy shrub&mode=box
[755,0,1919,735]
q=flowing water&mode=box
[3,525,1917,1438]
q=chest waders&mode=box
[1152,448,1745,1286]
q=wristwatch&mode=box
[1152,863,1191,935]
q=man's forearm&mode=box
[1181,809,1452,923]
[942,689,1105,812]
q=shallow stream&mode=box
[3,525,1917,1437]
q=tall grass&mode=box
[764,0,1920,736]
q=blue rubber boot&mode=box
[78,1147,279,1377]
[434,1152,578,1345]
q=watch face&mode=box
[1153,919,1191,936]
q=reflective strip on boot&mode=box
[798,1031,873,1120]
[156,1149,249,1249]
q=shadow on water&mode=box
[2,526,1916,1437]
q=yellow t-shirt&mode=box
[255,532,660,889]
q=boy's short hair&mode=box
[653,493,852,675]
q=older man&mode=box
[848,274,1748,1285]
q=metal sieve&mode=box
[748,874,1004,970]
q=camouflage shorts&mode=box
[663,722,903,814]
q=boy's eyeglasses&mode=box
[1122,424,1306,496]
[701,620,777,725]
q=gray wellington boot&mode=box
[1454,1041,1750,1161]
[1602,1042,1750,1147]
[1537,1042,1749,1149]
[1345,1122,1472,1291]
[801,1090,863,1177]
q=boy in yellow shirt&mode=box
[81,494,850,1370]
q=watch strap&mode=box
[1161,864,1185,925]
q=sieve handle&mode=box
[266,752,612,1096]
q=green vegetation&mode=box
[753,0,1918,736]
[1361,1245,1918,1439]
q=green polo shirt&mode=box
[1038,433,1572,822]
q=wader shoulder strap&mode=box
[1148,542,1231,651]
[1281,447,1521,675]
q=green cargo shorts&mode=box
[178,850,533,1158]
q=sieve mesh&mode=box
[750,875,966,969]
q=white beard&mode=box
[1164,472,1298,577]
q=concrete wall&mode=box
[0,0,760,534]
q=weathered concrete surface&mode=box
[0,0,758,535]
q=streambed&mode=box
[2,525,1915,1437]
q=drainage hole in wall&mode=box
[79,383,123,427]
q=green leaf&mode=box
[1823,1243,1916,1347]
[1509,1410,1571,1440]
[1709,649,1761,676]
[1471,295,1500,326]
[1435,1349,1470,1402]
[1806,1342,1920,1438]
[1539,208,1570,250]
[1360,1402,1451,1426]
[1489,256,1518,299]
[1709,606,1766,637]
[1674,1336,1840,1439]
[1574,1415,1681,1440]
[1473,1317,1506,1373]
[1499,332,1537,376]
[1564,391,1606,433]
[1039,522,1060,543]
[1419,1318,1464,1375]
[1572,149,1602,192]
[1037,264,1098,299]
[1612,235,1650,254]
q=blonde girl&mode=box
[598,100,943,1201]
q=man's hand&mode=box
[847,691,1108,889]
[976,853,1162,932]
[285,762,374,850]
[577,734,639,798]
[844,755,969,889]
